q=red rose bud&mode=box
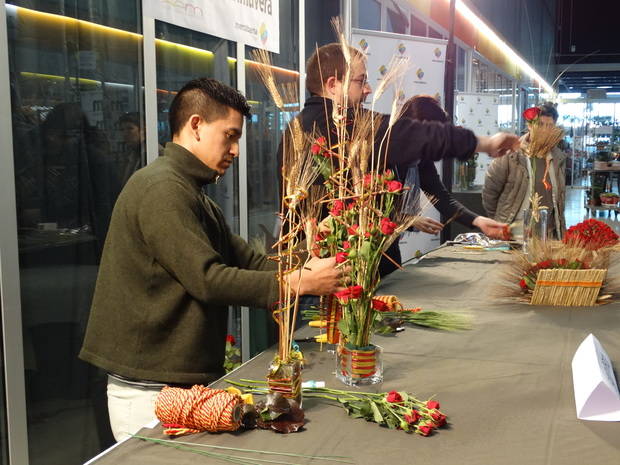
[386,391,403,403]
[348,285,363,299]
[335,252,348,264]
[372,298,390,312]
[316,136,326,145]
[519,279,527,290]
[226,334,236,345]
[404,410,421,425]
[380,217,397,235]
[310,143,321,155]
[430,412,446,427]
[342,241,351,249]
[523,107,541,121]
[383,169,395,181]
[426,400,440,410]
[321,150,332,158]
[386,180,403,193]
[416,424,434,436]
[347,224,360,236]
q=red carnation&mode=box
[404,410,421,425]
[386,391,403,403]
[523,107,541,122]
[426,400,440,410]
[226,334,236,345]
[335,252,348,264]
[372,298,390,312]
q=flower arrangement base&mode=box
[531,268,607,306]
[319,294,342,344]
[336,344,383,386]
[267,360,302,404]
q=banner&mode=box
[351,29,447,259]
[144,0,280,53]
[455,93,500,186]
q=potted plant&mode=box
[600,192,619,205]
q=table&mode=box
[87,247,620,465]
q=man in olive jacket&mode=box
[80,78,342,441]
[482,103,566,239]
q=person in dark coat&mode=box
[278,43,518,275]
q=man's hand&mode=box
[415,216,444,235]
[472,216,511,240]
[476,133,520,158]
[287,256,345,296]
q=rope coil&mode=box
[155,385,243,436]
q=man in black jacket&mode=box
[278,43,517,274]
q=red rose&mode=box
[316,136,326,145]
[386,391,403,403]
[348,285,363,299]
[426,400,440,410]
[314,232,326,242]
[330,200,344,217]
[226,334,236,345]
[519,279,527,290]
[321,150,332,158]
[380,217,397,235]
[347,224,359,236]
[386,180,403,193]
[311,143,321,155]
[342,241,351,249]
[416,423,434,436]
[335,252,348,264]
[523,107,541,121]
[372,298,390,312]
[346,200,356,210]
[363,173,373,188]
[333,288,351,303]
[430,412,446,427]
[404,410,421,425]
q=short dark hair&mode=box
[306,43,365,96]
[169,78,251,136]
[401,95,448,123]
[538,102,559,122]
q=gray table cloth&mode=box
[89,246,620,465]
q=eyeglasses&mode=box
[350,76,369,88]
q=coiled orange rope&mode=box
[155,385,243,436]
[373,295,421,312]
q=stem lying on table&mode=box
[132,435,354,463]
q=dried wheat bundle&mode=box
[531,268,606,306]
[525,123,564,159]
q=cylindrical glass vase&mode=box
[523,207,548,254]
[336,343,383,386]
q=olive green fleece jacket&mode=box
[79,143,278,384]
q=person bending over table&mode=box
[278,43,520,276]
[79,78,344,441]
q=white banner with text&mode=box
[144,0,279,53]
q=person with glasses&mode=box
[278,43,519,276]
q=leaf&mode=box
[369,401,384,424]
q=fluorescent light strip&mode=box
[453,0,554,95]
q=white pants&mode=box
[107,375,161,442]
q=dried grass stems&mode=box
[495,239,617,306]
[525,123,564,160]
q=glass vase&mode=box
[522,207,548,255]
[267,359,302,404]
[336,343,383,386]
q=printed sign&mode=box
[351,29,447,259]
[144,0,279,53]
[572,333,620,421]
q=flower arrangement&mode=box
[563,218,619,250]
[223,334,241,373]
[519,258,589,291]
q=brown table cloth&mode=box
[88,246,620,465]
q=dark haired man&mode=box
[482,102,566,239]
[280,43,519,275]
[80,78,343,441]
